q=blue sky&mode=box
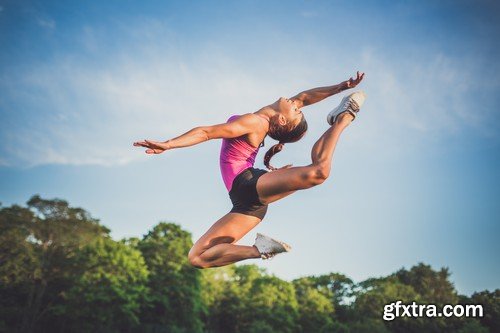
[1,0,499,295]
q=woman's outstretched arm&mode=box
[291,71,365,108]
[133,113,262,154]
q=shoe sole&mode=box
[256,233,292,252]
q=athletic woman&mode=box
[133,71,365,268]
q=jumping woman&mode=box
[133,71,366,268]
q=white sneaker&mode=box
[254,233,292,259]
[327,91,366,125]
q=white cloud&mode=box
[353,47,499,141]
[0,24,284,168]
[37,18,56,30]
[1,19,496,169]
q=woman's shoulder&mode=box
[242,113,269,147]
[230,113,267,126]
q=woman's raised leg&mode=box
[188,212,262,268]
[189,113,355,268]
[256,112,354,204]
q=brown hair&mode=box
[263,115,308,170]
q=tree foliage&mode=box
[0,195,109,332]
[58,237,149,332]
[0,196,497,333]
[293,277,334,332]
[136,222,203,333]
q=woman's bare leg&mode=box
[188,212,262,268]
[257,112,354,204]
[188,114,354,269]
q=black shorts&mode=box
[229,167,268,219]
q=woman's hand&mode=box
[133,140,171,154]
[346,71,365,89]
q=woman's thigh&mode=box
[190,212,261,255]
[256,165,317,204]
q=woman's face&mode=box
[277,97,303,126]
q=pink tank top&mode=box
[219,115,261,191]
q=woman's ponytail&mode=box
[264,142,284,170]
[264,115,308,170]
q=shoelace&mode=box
[345,99,360,113]
[335,99,360,122]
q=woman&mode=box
[133,71,365,268]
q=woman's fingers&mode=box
[348,71,365,87]
[146,148,164,154]
[144,140,160,147]
[144,140,168,150]
[357,71,365,82]
[345,71,365,89]
[133,140,167,154]
[134,140,167,150]
[134,140,157,148]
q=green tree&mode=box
[201,265,240,332]
[3,197,498,333]
[0,195,109,333]
[395,263,458,305]
[201,264,300,333]
[305,273,354,306]
[456,319,489,333]
[201,265,265,333]
[354,276,420,320]
[0,204,38,332]
[57,237,149,332]
[137,222,203,333]
[352,263,467,333]
[392,263,463,332]
[351,276,423,332]
[296,273,354,322]
[293,277,334,332]
[348,319,391,333]
[468,289,500,332]
[245,275,299,333]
